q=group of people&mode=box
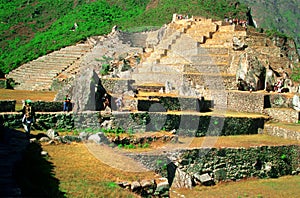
[224,17,248,28]
[21,93,125,137]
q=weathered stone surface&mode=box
[71,68,106,112]
[47,129,59,140]
[292,94,300,111]
[197,173,214,186]
[171,168,193,188]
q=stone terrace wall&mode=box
[0,111,101,130]
[227,91,264,113]
[137,97,212,112]
[168,145,300,184]
[264,124,300,140]
[32,101,66,112]
[264,108,300,123]
[112,112,266,137]
[0,100,16,112]
[227,91,294,113]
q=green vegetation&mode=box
[0,0,249,76]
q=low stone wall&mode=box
[112,112,266,137]
[32,101,67,112]
[226,91,293,113]
[168,145,300,186]
[264,123,300,140]
[137,96,211,112]
[0,111,101,130]
[264,108,299,123]
[227,91,264,113]
[0,100,16,112]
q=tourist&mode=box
[22,99,35,137]
[275,79,283,93]
[249,82,255,93]
[63,94,71,112]
[101,93,110,110]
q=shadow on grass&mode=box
[13,133,66,198]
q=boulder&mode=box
[72,68,106,112]
[194,173,214,186]
[47,129,59,140]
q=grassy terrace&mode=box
[1,89,300,197]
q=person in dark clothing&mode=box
[22,99,35,137]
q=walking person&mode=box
[22,99,35,137]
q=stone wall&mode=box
[264,94,293,108]
[264,123,300,140]
[0,111,101,130]
[32,101,66,112]
[137,96,211,112]
[227,91,265,113]
[168,145,300,185]
[264,108,300,123]
[0,100,16,112]
[101,78,135,94]
[111,112,266,137]
[226,91,293,113]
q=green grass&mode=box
[0,0,248,76]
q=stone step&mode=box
[184,64,230,74]
[188,54,230,65]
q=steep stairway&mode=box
[132,19,242,94]
[7,42,92,91]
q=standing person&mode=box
[63,94,71,112]
[22,99,35,137]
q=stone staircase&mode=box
[6,43,92,91]
[132,19,242,94]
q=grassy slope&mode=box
[240,0,300,47]
[0,0,248,76]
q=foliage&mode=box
[0,0,249,76]
[291,66,300,83]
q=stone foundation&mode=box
[112,112,266,137]
[264,108,300,123]
[264,123,300,140]
[0,111,101,130]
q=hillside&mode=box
[0,0,248,77]
[239,0,300,48]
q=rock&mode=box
[39,136,50,142]
[47,129,59,140]
[29,138,37,143]
[130,181,141,192]
[194,173,214,186]
[292,94,300,111]
[79,132,91,140]
[87,133,101,144]
[155,178,169,196]
[171,168,193,189]
[232,36,247,50]
[41,151,48,156]
[71,68,106,112]
[63,135,82,142]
